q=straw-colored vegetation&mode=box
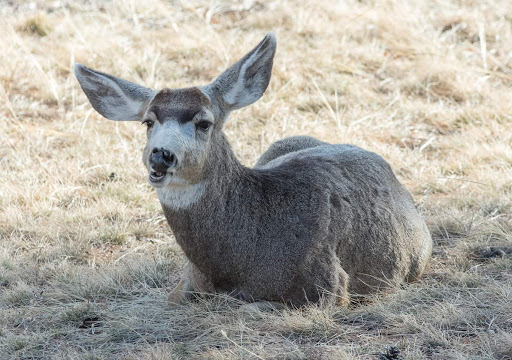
[1,0,511,359]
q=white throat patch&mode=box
[156,182,206,210]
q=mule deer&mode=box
[74,33,432,308]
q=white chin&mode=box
[148,173,169,188]
[148,173,190,188]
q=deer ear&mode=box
[205,32,276,112]
[74,64,155,121]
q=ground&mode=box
[1,0,511,359]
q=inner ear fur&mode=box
[74,64,155,121]
[204,32,277,113]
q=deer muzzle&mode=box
[149,147,178,182]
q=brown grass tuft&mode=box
[17,14,51,37]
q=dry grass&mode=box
[1,0,511,359]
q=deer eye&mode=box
[196,121,211,131]
[142,119,154,128]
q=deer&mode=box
[74,32,432,309]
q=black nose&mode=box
[150,147,177,172]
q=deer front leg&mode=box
[168,261,214,305]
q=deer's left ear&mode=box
[74,64,156,121]
[204,33,276,112]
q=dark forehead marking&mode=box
[148,87,210,124]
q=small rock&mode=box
[378,346,403,360]
[473,246,510,260]
[79,316,101,329]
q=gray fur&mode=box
[203,32,276,122]
[255,135,327,167]
[75,33,432,307]
[74,64,155,121]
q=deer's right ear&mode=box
[74,64,155,121]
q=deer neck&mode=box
[203,131,249,189]
[157,131,255,277]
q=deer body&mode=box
[162,135,430,306]
[74,33,432,307]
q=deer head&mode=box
[74,33,276,189]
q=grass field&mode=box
[1,0,512,358]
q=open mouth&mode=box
[149,170,166,183]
